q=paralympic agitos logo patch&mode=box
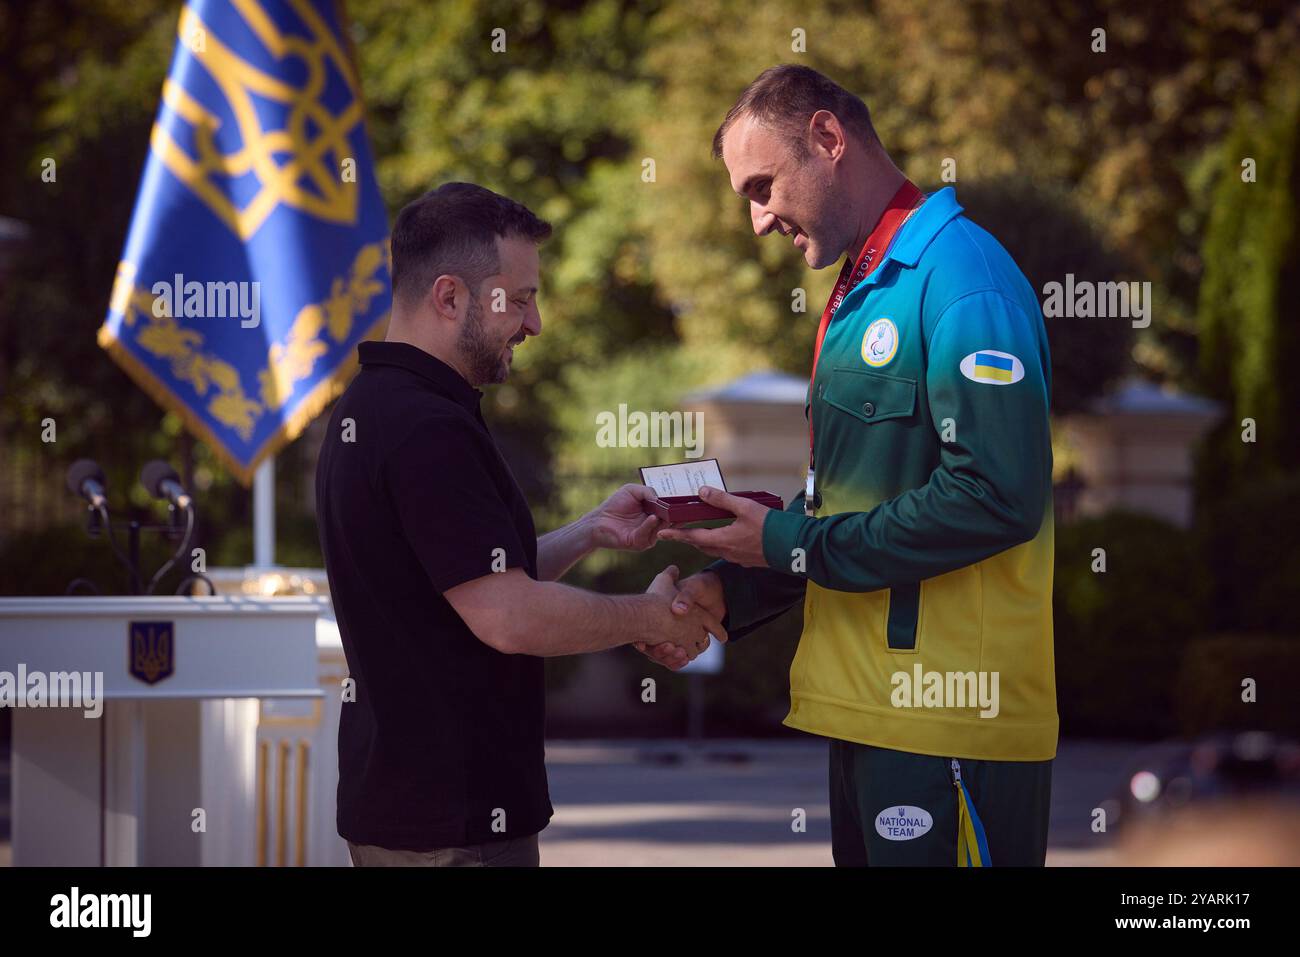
[861,317,899,367]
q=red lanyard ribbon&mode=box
[808,180,922,470]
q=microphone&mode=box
[66,459,108,510]
[140,460,193,511]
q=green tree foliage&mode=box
[538,342,754,530]
[1053,511,1211,737]
[1200,475,1300,635]
[0,0,176,490]
[956,178,1132,413]
[632,0,1298,395]
[1196,57,1300,478]
[352,0,675,468]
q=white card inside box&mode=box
[638,459,726,498]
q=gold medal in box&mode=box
[638,458,782,524]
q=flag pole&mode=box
[253,454,275,567]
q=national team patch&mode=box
[960,350,1024,385]
[875,805,934,841]
[862,318,899,367]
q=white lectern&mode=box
[0,596,323,866]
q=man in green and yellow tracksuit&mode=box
[655,66,1057,865]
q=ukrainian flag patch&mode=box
[960,350,1024,385]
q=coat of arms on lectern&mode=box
[129,620,175,685]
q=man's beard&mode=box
[456,295,521,386]
[803,171,850,269]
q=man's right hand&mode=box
[635,569,727,671]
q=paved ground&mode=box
[0,738,1181,867]
[536,737,1179,866]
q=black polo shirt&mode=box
[315,340,551,850]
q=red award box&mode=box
[638,459,783,524]
[641,490,784,524]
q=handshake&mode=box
[634,565,727,671]
[581,480,775,671]
[445,482,770,663]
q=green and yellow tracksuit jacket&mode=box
[713,187,1057,762]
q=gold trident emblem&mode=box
[130,622,175,685]
[151,0,364,240]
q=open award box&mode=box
[638,458,783,524]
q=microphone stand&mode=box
[68,499,210,597]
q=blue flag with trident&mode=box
[99,0,390,484]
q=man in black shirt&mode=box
[316,183,720,867]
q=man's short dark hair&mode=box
[712,64,879,160]
[390,182,552,308]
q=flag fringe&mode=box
[97,313,388,487]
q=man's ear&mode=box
[808,109,846,161]
[429,274,462,322]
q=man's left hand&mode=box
[656,486,770,567]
